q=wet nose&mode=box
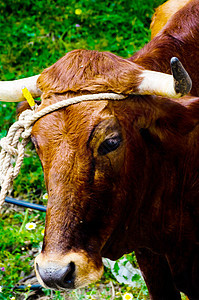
[36,261,75,289]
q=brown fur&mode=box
[130,0,199,96]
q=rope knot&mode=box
[19,109,35,139]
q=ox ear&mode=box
[17,100,41,119]
[139,99,196,148]
[176,95,199,120]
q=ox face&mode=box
[33,100,130,290]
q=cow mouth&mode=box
[35,251,104,290]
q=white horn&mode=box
[137,57,192,98]
[0,75,42,102]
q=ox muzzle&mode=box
[35,251,104,290]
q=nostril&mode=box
[62,262,75,285]
[36,261,76,289]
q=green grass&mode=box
[0,0,170,299]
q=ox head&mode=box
[0,50,192,290]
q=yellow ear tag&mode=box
[22,87,36,109]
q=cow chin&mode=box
[34,251,104,290]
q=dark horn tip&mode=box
[170,57,192,96]
[170,57,179,65]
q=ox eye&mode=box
[98,136,122,156]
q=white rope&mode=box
[0,93,125,209]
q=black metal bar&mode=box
[5,196,46,212]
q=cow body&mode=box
[11,1,199,300]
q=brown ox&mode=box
[0,2,199,300]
